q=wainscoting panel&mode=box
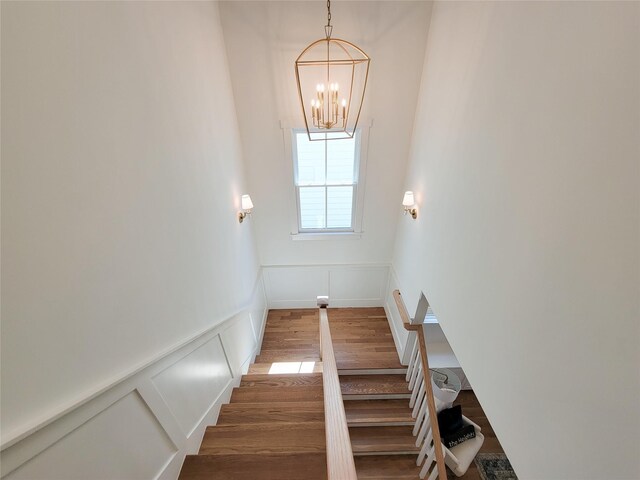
[1,275,268,480]
[263,267,329,308]
[329,265,389,306]
[263,264,390,309]
[219,314,257,378]
[4,392,176,480]
[151,335,233,437]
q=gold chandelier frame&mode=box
[294,1,370,141]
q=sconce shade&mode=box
[241,194,254,211]
[402,191,415,207]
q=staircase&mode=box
[179,307,431,479]
[179,309,328,480]
[330,308,425,479]
[179,306,501,479]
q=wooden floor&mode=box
[329,308,419,478]
[179,308,508,480]
[179,309,327,480]
[254,308,321,364]
[328,307,405,371]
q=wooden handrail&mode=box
[393,290,448,480]
[318,307,358,480]
[393,289,415,326]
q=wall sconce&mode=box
[402,191,418,219]
[238,194,254,223]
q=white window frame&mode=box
[292,129,359,233]
[282,120,371,240]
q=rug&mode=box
[474,453,518,480]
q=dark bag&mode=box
[437,405,464,436]
[437,405,476,448]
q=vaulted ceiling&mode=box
[219,1,433,265]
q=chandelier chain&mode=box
[326,0,331,28]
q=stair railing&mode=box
[318,304,358,480]
[393,290,448,480]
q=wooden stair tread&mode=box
[341,374,410,396]
[256,348,320,354]
[199,423,326,455]
[354,455,423,479]
[336,355,405,370]
[255,352,321,363]
[240,373,322,388]
[345,400,414,425]
[326,307,386,317]
[248,362,323,374]
[230,385,323,403]
[349,426,420,454]
[179,453,328,480]
[218,401,324,425]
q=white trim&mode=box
[290,232,362,241]
[261,262,390,268]
[1,273,267,479]
[268,298,385,309]
[283,119,372,236]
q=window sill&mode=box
[290,232,362,241]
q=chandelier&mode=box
[295,0,370,141]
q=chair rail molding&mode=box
[1,273,268,480]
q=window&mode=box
[292,130,361,233]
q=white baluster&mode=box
[412,381,425,417]
[427,465,440,480]
[408,350,421,390]
[406,336,418,382]
[413,396,428,436]
[419,444,436,479]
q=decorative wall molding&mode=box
[262,263,390,309]
[1,275,268,480]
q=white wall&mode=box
[1,1,261,476]
[393,2,640,479]
[1,279,268,479]
[219,1,432,267]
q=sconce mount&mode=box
[405,207,418,220]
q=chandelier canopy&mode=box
[295,0,370,141]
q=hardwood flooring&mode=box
[328,308,405,371]
[329,308,421,478]
[179,309,326,479]
[180,453,327,480]
[345,399,414,426]
[179,307,508,480]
